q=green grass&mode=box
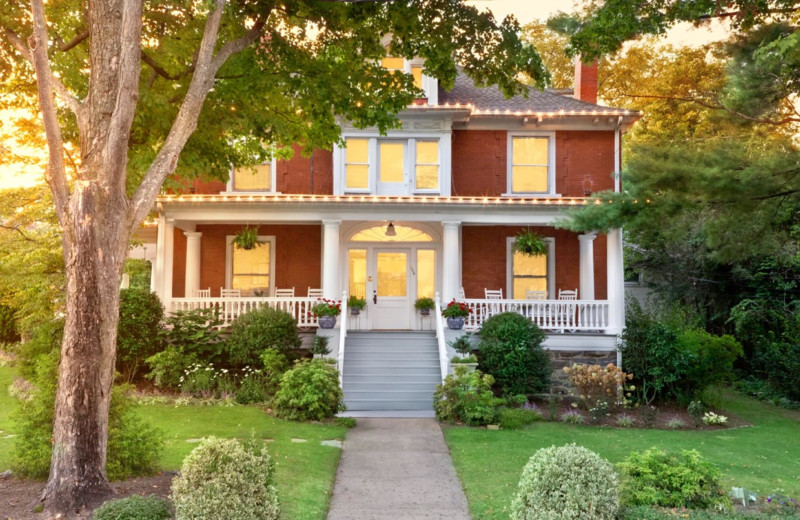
[0,366,345,520]
[444,391,800,519]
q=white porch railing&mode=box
[338,291,348,385]
[170,297,320,328]
[434,293,448,382]
[462,299,610,333]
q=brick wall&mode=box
[451,130,507,196]
[461,225,608,300]
[275,145,333,194]
[555,131,615,197]
[171,224,322,297]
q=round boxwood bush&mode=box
[93,495,171,520]
[171,437,279,520]
[511,444,619,520]
[273,359,345,421]
[118,288,164,383]
[478,312,551,394]
[225,307,302,366]
[433,367,505,426]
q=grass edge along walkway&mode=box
[444,391,800,520]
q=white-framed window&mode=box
[506,237,555,300]
[336,135,446,195]
[506,132,557,196]
[225,159,277,193]
[225,235,276,296]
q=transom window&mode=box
[507,133,555,195]
[351,225,433,242]
[508,237,553,299]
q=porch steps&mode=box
[342,331,441,411]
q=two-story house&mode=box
[142,57,639,410]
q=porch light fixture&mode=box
[385,222,397,236]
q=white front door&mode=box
[376,141,407,196]
[371,248,410,329]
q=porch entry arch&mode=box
[342,222,442,330]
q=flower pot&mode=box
[452,362,478,372]
[350,308,361,317]
[318,315,337,329]
[420,308,431,316]
[446,317,465,330]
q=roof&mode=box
[437,69,637,117]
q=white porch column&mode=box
[578,232,597,300]
[606,228,624,334]
[442,221,461,303]
[322,219,341,300]
[184,231,202,297]
[153,215,166,301]
[162,218,175,303]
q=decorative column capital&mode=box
[578,232,597,242]
[442,220,461,229]
[322,219,341,228]
[183,231,203,240]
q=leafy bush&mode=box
[618,448,729,509]
[226,307,301,366]
[563,363,632,408]
[499,407,542,430]
[12,352,162,480]
[146,308,224,388]
[260,348,290,394]
[17,319,63,380]
[171,437,279,520]
[117,288,164,383]
[735,377,800,410]
[675,330,742,402]
[559,409,585,424]
[616,414,636,428]
[123,258,153,291]
[235,368,271,404]
[273,359,345,421]
[510,444,619,520]
[433,367,505,426]
[477,312,550,394]
[93,495,172,520]
[751,339,800,402]
[310,335,331,358]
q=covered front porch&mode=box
[150,194,625,336]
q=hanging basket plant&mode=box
[232,227,259,250]
[514,229,548,256]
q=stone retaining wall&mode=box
[548,350,617,395]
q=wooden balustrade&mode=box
[462,299,610,333]
[169,297,320,328]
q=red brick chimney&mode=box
[574,56,598,104]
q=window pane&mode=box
[512,166,549,192]
[513,137,548,165]
[417,250,435,299]
[382,57,405,70]
[411,66,423,89]
[415,165,438,190]
[514,251,547,276]
[416,141,438,164]
[346,164,369,189]
[351,225,433,242]
[233,164,271,191]
[349,249,367,299]
[233,242,270,293]
[513,277,547,300]
[377,252,407,297]
[346,138,369,163]
[380,142,405,183]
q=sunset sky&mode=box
[0,1,728,190]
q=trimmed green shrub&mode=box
[226,307,302,366]
[434,367,505,426]
[618,448,729,509]
[117,288,164,383]
[273,359,345,421]
[477,312,550,394]
[12,352,162,480]
[510,443,619,520]
[93,495,172,520]
[171,437,279,520]
[498,407,542,430]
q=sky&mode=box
[0,0,729,190]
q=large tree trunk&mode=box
[39,182,128,515]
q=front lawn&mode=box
[0,366,346,520]
[444,391,800,519]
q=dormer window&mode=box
[381,56,432,98]
[227,160,277,193]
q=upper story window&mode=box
[381,56,429,95]
[506,132,556,195]
[338,136,443,195]
[228,160,277,193]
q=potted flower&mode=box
[449,334,478,371]
[442,299,471,330]
[514,228,547,256]
[232,227,259,250]
[414,297,435,316]
[347,295,367,316]
[311,299,341,329]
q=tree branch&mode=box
[130,2,269,225]
[0,224,35,242]
[141,52,193,81]
[2,25,83,118]
[50,29,89,55]
[28,0,70,222]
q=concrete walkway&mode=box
[327,418,471,520]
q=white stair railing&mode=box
[434,293,448,382]
[338,290,348,385]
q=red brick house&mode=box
[142,58,638,408]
